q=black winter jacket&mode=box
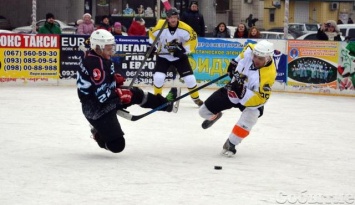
[180,10,205,37]
[316,29,342,41]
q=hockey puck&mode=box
[214,166,222,170]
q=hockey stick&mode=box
[127,0,172,88]
[161,0,172,10]
[117,74,228,121]
[127,20,167,88]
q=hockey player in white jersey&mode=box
[199,40,277,157]
[147,8,203,107]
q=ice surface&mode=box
[1,86,354,205]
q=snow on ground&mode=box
[1,86,354,205]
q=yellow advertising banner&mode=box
[0,34,60,80]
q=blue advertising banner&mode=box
[192,38,287,84]
[192,38,258,85]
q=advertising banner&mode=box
[113,36,165,85]
[57,36,288,86]
[194,38,287,84]
[0,34,288,88]
[193,38,248,85]
[60,34,90,79]
[287,40,338,90]
[337,41,355,92]
[0,34,60,82]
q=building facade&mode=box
[2,0,355,33]
[0,0,84,29]
[262,0,355,30]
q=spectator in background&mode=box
[38,13,61,34]
[246,14,258,28]
[348,17,354,24]
[145,7,154,17]
[76,13,95,35]
[137,5,145,16]
[213,22,231,38]
[112,22,127,36]
[180,1,205,37]
[96,15,111,32]
[128,17,146,36]
[248,26,261,38]
[337,19,343,24]
[251,18,259,27]
[246,14,253,28]
[316,20,342,41]
[233,23,248,38]
[123,3,134,16]
[111,8,119,16]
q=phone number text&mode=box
[3,65,58,71]
[3,50,58,57]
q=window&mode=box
[306,24,318,31]
[268,34,277,39]
[348,29,355,37]
[94,0,159,32]
[269,9,275,22]
[340,28,346,36]
[96,0,156,17]
[216,0,229,13]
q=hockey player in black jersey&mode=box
[77,29,177,153]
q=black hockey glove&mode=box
[172,44,186,58]
[146,46,157,59]
[227,71,246,99]
[227,59,238,78]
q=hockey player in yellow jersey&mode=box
[199,40,277,157]
[147,8,203,107]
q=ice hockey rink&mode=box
[1,85,354,205]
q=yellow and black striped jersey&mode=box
[229,46,277,108]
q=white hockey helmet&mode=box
[90,29,115,50]
[253,40,274,57]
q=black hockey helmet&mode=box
[189,1,198,7]
[166,8,179,18]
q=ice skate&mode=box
[193,98,203,107]
[172,87,181,113]
[90,125,98,138]
[221,139,237,157]
[90,125,106,149]
[201,112,222,129]
[165,87,178,112]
